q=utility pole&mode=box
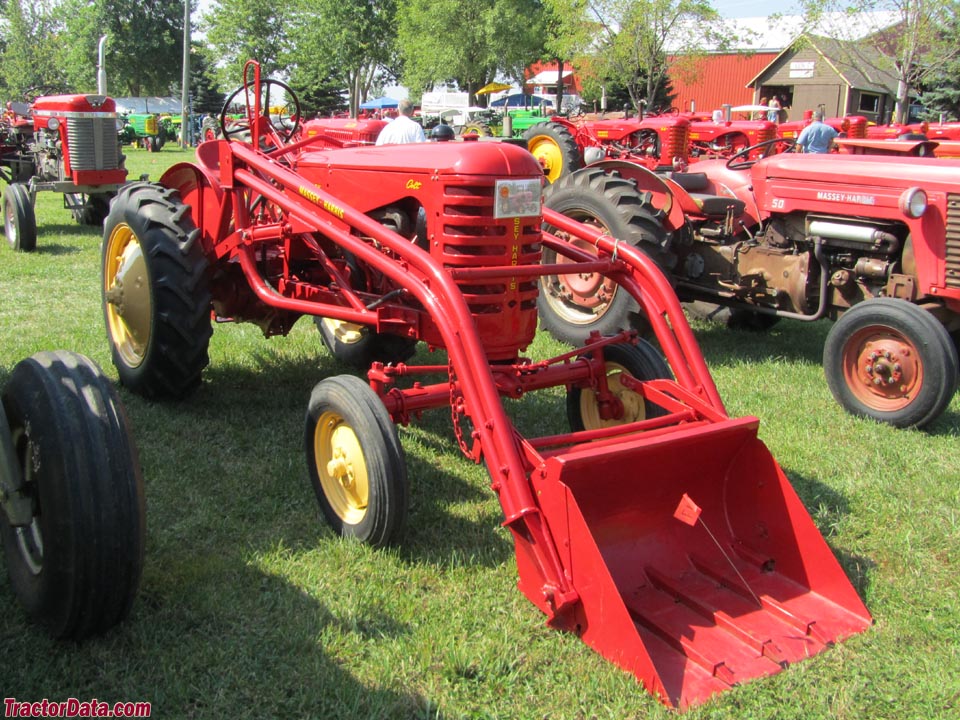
[181,0,191,147]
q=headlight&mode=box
[46,117,60,131]
[899,187,927,218]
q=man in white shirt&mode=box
[375,99,426,145]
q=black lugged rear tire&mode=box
[540,167,670,346]
[1,351,145,639]
[102,183,212,399]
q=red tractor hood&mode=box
[31,94,118,115]
[297,139,544,179]
[754,153,960,192]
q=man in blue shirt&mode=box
[796,111,838,153]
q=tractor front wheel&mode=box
[823,298,958,428]
[305,375,408,547]
[101,183,212,399]
[540,167,669,346]
[316,318,418,370]
[4,183,36,252]
[1,351,145,639]
[567,341,672,431]
[523,122,582,183]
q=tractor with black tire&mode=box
[1,351,145,639]
[97,60,872,708]
[539,144,960,429]
[1,93,127,252]
[522,113,691,183]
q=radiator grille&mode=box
[67,117,121,171]
[947,194,960,290]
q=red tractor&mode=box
[779,114,868,144]
[540,142,960,428]
[685,114,779,160]
[1,93,128,252]
[98,62,869,708]
[522,113,691,183]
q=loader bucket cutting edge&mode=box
[515,416,871,709]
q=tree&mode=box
[795,0,960,123]
[917,12,960,118]
[59,0,185,96]
[202,0,291,89]
[287,0,397,117]
[0,0,66,98]
[553,0,736,108]
[549,0,732,111]
[396,0,547,103]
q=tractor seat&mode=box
[690,194,746,217]
[667,171,709,192]
[7,101,31,118]
[666,172,746,217]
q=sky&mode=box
[714,0,798,18]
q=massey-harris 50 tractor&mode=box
[539,144,960,428]
[1,93,127,251]
[99,62,870,708]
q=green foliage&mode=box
[202,0,291,89]
[285,0,396,117]
[0,0,67,98]
[915,12,960,119]
[543,0,728,111]
[397,0,547,99]
[288,64,348,119]
[795,0,960,123]
[186,44,225,115]
[60,0,186,97]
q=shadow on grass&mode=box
[28,241,83,256]
[690,315,831,368]
[0,545,439,719]
[121,343,520,570]
[778,467,875,601]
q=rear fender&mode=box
[584,159,687,233]
[159,151,230,257]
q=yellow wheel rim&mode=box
[103,223,152,368]
[314,410,369,524]
[528,135,565,183]
[579,361,646,430]
[322,318,365,345]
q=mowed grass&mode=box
[1,145,959,719]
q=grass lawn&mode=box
[1,145,959,719]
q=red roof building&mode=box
[667,53,778,114]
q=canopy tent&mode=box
[490,94,553,108]
[359,96,399,110]
[114,96,182,115]
[476,82,513,96]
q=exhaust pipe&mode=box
[97,35,108,95]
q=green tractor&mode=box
[124,112,164,151]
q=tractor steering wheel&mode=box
[726,137,796,169]
[219,77,302,146]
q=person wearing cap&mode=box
[375,99,426,145]
[796,110,838,153]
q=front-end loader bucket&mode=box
[517,416,871,709]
